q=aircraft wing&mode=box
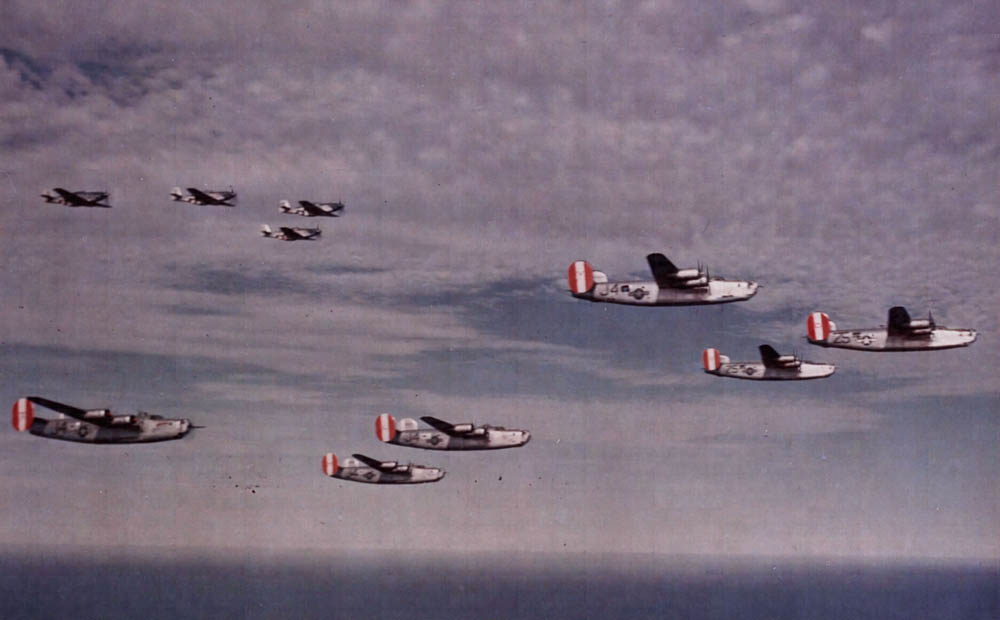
[279,227,305,239]
[646,253,681,287]
[27,396,93,422]
[53,188,83,202]
[888,306,911,335]
[297,201,326,216]
[758,344,782,368]
[351,453,396,471]
[186,188,221,203]
[420,416,457,434]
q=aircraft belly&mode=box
[821,329,976,351]
[655,280,757,305]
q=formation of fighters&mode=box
[41,187,344,243]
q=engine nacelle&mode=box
[908,319,933,329]
[451,423,474,434]
[673,268,701,279]
[381,461,399,469]
[83,409,112,420]
[676,276,709,288]
[109,415,137,426]
[774,356,801,368]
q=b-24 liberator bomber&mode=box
[321,452,445,484]
[261,224,322,241]
[41,188,111,208]
[806,307,977,352]
[170,187,237,206]
[279,199,345,217]
[568,254,758,306]
[702,345,835,381]
[374,413,530,450]
[11,397,199,444]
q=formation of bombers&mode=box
[568,255,978,383]
[20,179,981,489]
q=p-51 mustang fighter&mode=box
[279,199,345,217]
[10,396,199,444]
[702,345,835,380]
[170,187,237,206]
[260,224,321,241]
[320,452,445,484]
[806,307,977,351]
[41,188,111,208]
[568,254,757,306]
[374,413,530,450]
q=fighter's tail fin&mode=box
[170,187,184,200]
[279,200,292,212]
[261,224,273,237]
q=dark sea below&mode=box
[1,550,995,619]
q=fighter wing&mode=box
[351,453,397,471]
[53,188,87,204]
[279,227,305,240]
[758,344,782,368]
[646,253,680,287]
[186,188,220,203]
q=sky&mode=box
[0,0,997,563]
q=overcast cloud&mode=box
[0,1,997,561]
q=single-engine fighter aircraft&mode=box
[170,187,237,206]
[260,224,322,241]
[41,188,111,208]
[10,396,200,444]
[279,199,345,217]
[806,307,977,352]
[374,413,530,451]
[702,345,835,381]
[568,254,758,306]
[320,452,445,484]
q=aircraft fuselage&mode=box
[27,416,191,443]
[809,328,977,351]
[574,279,758,306]
[388,428,530,450]
[705,361,835,381]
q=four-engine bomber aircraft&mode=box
[41,188,111,208]
[374,413,530,450]
[11,397,198,444]
[170,187,237,206]
[321,452,445,484]
[261,224,322,241]
[806,306,978,351]
[568,254,758,306]
[280,199,345,217]
[702,345,835,380]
